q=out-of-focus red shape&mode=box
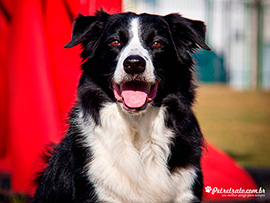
[0,0,122,196]
[44,0,81,131]
[0,0,10,162]
[7,0,63,194]
[0,0,257,200]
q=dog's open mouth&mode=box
[113,80,159,112]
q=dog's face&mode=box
[65,11,210,114]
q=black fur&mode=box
[34,10,210,203]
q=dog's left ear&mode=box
[164,13,211,51]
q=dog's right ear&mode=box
[64,14,98,48]
[64,10,110,60]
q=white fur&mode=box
[114,17,156,84]
[79,103,197,203]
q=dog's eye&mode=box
[152,41,162,48]
[111,40,121,47]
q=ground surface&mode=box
[194,84,270,167]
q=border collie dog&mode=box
[34,10,210,203]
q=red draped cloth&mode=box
[0,0,121,195]
[0,0,256,200]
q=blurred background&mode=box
[0,0,269,202]
[125,0,270,90]
[124,0,270,162]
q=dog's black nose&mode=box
[123,55,146,74]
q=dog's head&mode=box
[65,10,210,114]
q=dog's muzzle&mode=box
[113,55,159,112]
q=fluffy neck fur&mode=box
[78,103,196,203]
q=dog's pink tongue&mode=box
[122,82,148,109]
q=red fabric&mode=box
[44,0,81,131]
[0,0,257,200]
[8,0,63,194]
[0,0,10,161]
[0,0,122,195]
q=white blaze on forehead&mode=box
[114,17,156,84]
[129,17,142,53]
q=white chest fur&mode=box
[80,103,197,203]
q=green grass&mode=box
[194,84,270,167]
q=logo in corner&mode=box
[205,186,212,193]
